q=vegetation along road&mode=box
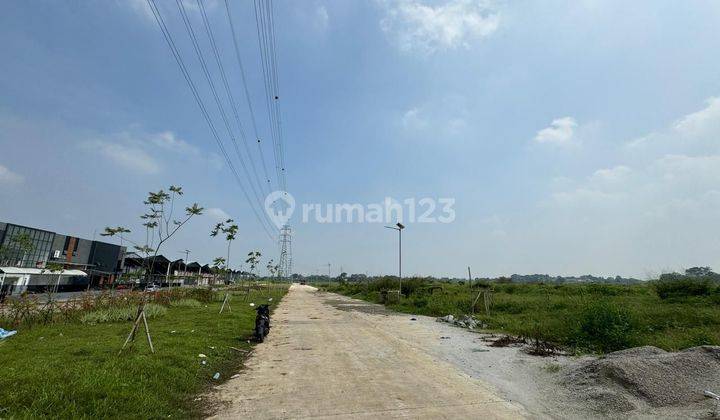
[208,284,526,419]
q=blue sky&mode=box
[2,0,720,278]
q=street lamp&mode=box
[385,222,405,297]
[179,249,191,287]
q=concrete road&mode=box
[209,285,526,419]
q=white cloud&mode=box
[379,0,500,54]
[401,107,428,130]
[205,207,231,222]
[124,0,214,23]
[87,141,161,175]
[147,131,200,156]
[590,165,631,183]
[551,187,621,207]
[124,0,154,22]
[0,164,23,185]
[627,97,720,157]
[673,96,720,138]
[315,6,329,30]
[400,96,470,140]
[80,129,222,174]
[534,117,577,145]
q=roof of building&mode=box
[0,267,87,276]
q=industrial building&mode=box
[0,221,125,295]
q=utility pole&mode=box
[385,223,405,296]
[468,266,472,287]
[327,263,331,278]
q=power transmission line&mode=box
[145,0,276,241]
[196,0,268,198]
[254,0,281,188]
[253,0,287,191]
[174,0,277,234]
[223,0,273,194]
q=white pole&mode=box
[166,262,171,287]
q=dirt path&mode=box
[209,285,527,419]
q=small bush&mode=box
[573,301,636,353]
[81,304,167,324]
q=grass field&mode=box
[0,286,287,419]
[321,278,720,353]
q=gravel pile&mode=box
[561,345,720,414]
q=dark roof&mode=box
[145,255,170,264]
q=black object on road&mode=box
[254,304,271,342]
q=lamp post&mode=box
[385,223,405,297]
[179,250,191,282]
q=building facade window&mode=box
[0,224,55,268]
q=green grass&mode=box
[0,286,288,419]
[321,278,720,353]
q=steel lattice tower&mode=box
[278,224,292,278]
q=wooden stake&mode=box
[118,304,155,355]
[471,290,483,315]
[142,310,154,353]
[119,307,143,354]
[219,292,231,314]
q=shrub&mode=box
[654,275,714,299]
[184,287,217,303]
[493,300,526,314]
[170,299,201,308]
[81,304,167,324]
[573,301,636,352]
[586,284,622,296]
[400,278,431,296]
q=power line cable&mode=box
[253,0,285,191]
[266,0,286,187]
[146,0,276,241]
[223,0,273,193]
[196,0,268,198]
[175,0,277,233]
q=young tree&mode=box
[266,259,281,295]
[245,251,261,278]
[105,186,202,355]
[210,219,239,284]
[101,186,203,287]
[266,259,276,278]
[212,257,227,285]
[44,262,65,293]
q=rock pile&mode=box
[436,314,485,330]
